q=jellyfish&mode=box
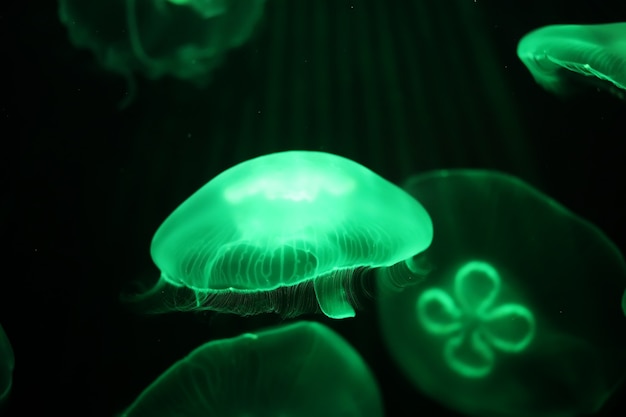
[378,169,626,417]
[118,321,384,417]
[58,0,266,106]
[0,324,14,406]
[125,150,433,319]
[517,22,626,100]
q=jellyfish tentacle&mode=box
[406,252,434,276]
[377,260,427,295]
[313,270,356,319]
[126,0,157,68]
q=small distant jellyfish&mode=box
[58,0,267,106]
[0,324,14,406]
[124,150,433,319]
[378,169,626,417]
[117,321,384,417]
[517,22,626,100]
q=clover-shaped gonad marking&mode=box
[416,261,536,378]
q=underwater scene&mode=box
[3,0,626,416]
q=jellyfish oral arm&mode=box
[313,270,356,319]
[376,253,431,294]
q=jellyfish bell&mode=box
[118,321,384,417]
[127,150,432,319]
[58,0,266,108]
[378,169,626,417]
[517,22,626,100]
[124,0,266,83]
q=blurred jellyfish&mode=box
[118,321,384,417]
[124,150,432,319]
[517,22,626,100]
[58,0,266,106]
[378,169,626,417]
[0,323,14,406]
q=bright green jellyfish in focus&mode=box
[126,151,433,319]
[378,169,626,417]
[58,0,266,107]
[517,22,626,100]
[0,324,14,406]
[118,321,384,417]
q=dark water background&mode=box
[3,0,626,416]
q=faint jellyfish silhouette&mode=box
[517,22,626,100]
[0,323,14,406]
[58,0,267,107]
[378,169,626,417]
[123,150,432,319]
[117,321,384,417]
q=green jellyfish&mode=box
[58,0,266,106]
[517,22,626,100]
[118,321,384,417]
[125,151,432,319]
[378,169,626,417]
[0,324,14,406]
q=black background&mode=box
[3,1,626,416]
